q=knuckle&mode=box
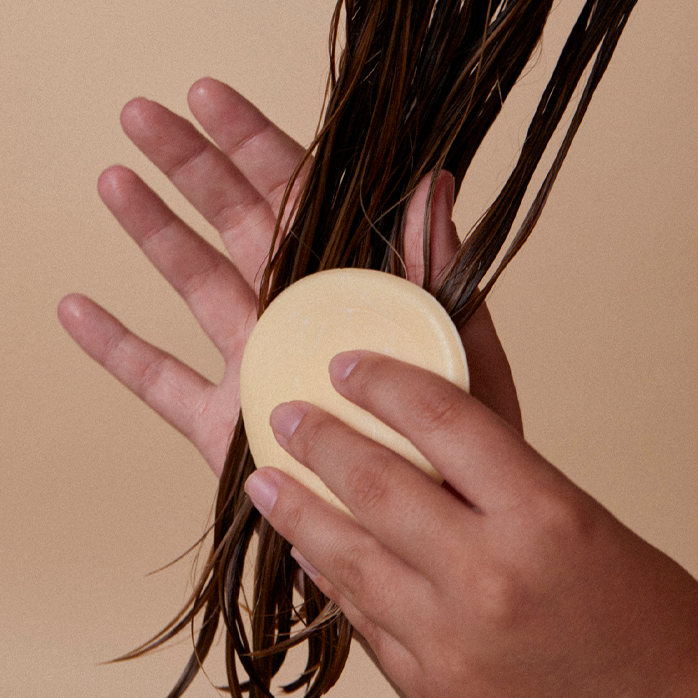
[533,488,596,549]
[166,138,207,179]
[412,388,462,436]
[101,324,129,370]
[216,197,267,237]
[334,544,370,599]
[352,618,380,652]
[474,564,526,628]
[344,452,391,512]
[291,410,329,465]
[229,117,272,157]
[179,255,226,301]
[281,501,304,540]
[268,174,297,213]
[270,492,305,543]
[138,354,171,397]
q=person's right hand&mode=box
[57,77,521,479]
[247,350,698,698]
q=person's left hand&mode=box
[58,78,521,477]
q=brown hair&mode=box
[120,1,638,695]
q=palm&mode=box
[59,77,521,478]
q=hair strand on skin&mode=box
[118,1,638,695]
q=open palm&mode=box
[58,77,520,478]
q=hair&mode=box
[119,1,638,695]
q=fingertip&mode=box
[57,292,82,318]
[120,96,146,119]
[57,293,89,331]
[290,547,320,583]
[188,76,218,101]
[188,78,209,105]
[188,78,250,130]
[187,78,224,127]
[119,97,153,136]
[329,351,362,386]
[432,173,456,248]
[188,77,241,118]
[97,164,131,202]
[434,169,455,210]
[244,469,280,518]
[269,401,309,446]
[97,165,116,192]
[57,295,110,347]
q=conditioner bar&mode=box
[240,268,469,513]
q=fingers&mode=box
[244,466,434,647]
[57,294,228,470]
[269,401,473,577]
[187,78,307,216]
[98,166,257,361]
[328,352,543,511]
[119,97,279,289]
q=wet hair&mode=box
[120,1,638,695]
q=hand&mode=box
[58,78,521,476]
[57,78,305,473]
[244,352,698,698]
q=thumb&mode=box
[402,172,523,434]
[403,171,458,287]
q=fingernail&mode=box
[329,351,361,383]
[291,547,320,582]
[434,170,455,218]
[270,402,308,447]
[244,471,278,518]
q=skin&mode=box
[58,78,698,697]
[252,357,698,698]
[57,77,516,474]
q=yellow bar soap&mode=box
[240,268,469,513]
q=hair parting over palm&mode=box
[59,0,638,696]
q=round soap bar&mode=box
[240,268,469,513]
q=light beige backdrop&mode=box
[2,1,697,696]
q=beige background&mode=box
[2,1,697,696]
